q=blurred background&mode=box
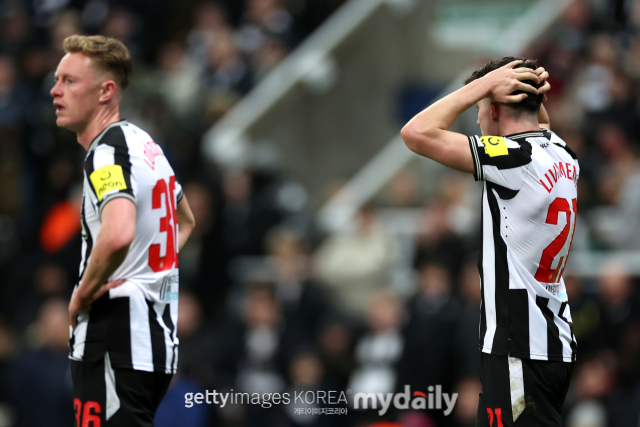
[0,0,639,426]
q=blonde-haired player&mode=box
[52,35,196,426]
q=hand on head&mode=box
[535,66,551,102]
[483,60,550,104]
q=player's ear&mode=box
[490,102,500,121]
[99,79,118,103]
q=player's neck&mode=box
[498,116,540,137]
[77,105,121,151]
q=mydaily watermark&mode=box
[353,385,457,416]
[185,385,457,417]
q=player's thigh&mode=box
[476,353,513,427]
[476,354,573,427]
[108,367,172,427]
[517,358,573,427]
[71,358,110,427]
[71,356,172,427]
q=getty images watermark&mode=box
[185,385,457,417]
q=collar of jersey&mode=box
[85,119,129,157]
[503,130,546,140]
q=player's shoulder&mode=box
[97,121,127,149]
[540,128,578,161]
[477,135,523,148]
[473,134,526,153]
[94,121,153,151]
[473,134,532,159]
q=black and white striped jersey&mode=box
[70,120,183,374]
[468,129,578,363]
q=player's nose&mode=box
[50,81,62,98]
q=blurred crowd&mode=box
[1,0,640,426]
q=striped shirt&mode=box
[468,129,578,363]
[70,120,183,374]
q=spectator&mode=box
[266,227,331,337]
[348,291,404,397]
[0,318,16,427]
[397,260,461,418]
[282,351,338,427]
[595,260,638,351]
[455,259,481,379]
[452,377,482,427]
[176,291,217,387]
[213,284,309,391]
[213,284,310,426]
[316,320,355,390]
[412,198,468,284]
[157,41,203,119]
[154,373,212,427]
[9,298,74,427]
[316,205,397,322]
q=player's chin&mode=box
[56,116,74,130]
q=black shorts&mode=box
[71,355,172,427]
[476,353,573,427]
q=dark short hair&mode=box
[464,56,542,113]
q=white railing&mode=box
[318,0,573,232]
[202,0,417,165]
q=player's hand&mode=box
[535,66,551,102]
[69,279,126,329]
[483,60,540,103]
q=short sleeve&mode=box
[175,180,184,204]
[468,135,533,191]
[85,127,137,213]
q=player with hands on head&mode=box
[401,57,578,427]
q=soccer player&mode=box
[401,57,578,426]
[51,35,196,426]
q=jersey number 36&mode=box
[149,176,179,272]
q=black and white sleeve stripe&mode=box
[468,136,483,181]
[94,127,137,213]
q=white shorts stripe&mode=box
[508,356,525,422]
[104,352,121,420]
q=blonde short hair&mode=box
[63,35,133,91]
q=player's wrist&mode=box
[74,283,95,306]
[468,76,492,103]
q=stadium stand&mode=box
[1,1,640,426]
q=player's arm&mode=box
[400,60,540,173]
[536,67,551,130]
[176,195,195,251]
[69,198,136,327]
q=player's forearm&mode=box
[178,227,193,252]
[76,231,131,302]
[176,196,195,251]
[402,79,488,139]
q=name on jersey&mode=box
[89,165,127,201]
[144,141,164,170]
[539,161,577,193]
[480,136,508,157]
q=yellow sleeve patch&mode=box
[89,165,127,201]
[480,136,509,157]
